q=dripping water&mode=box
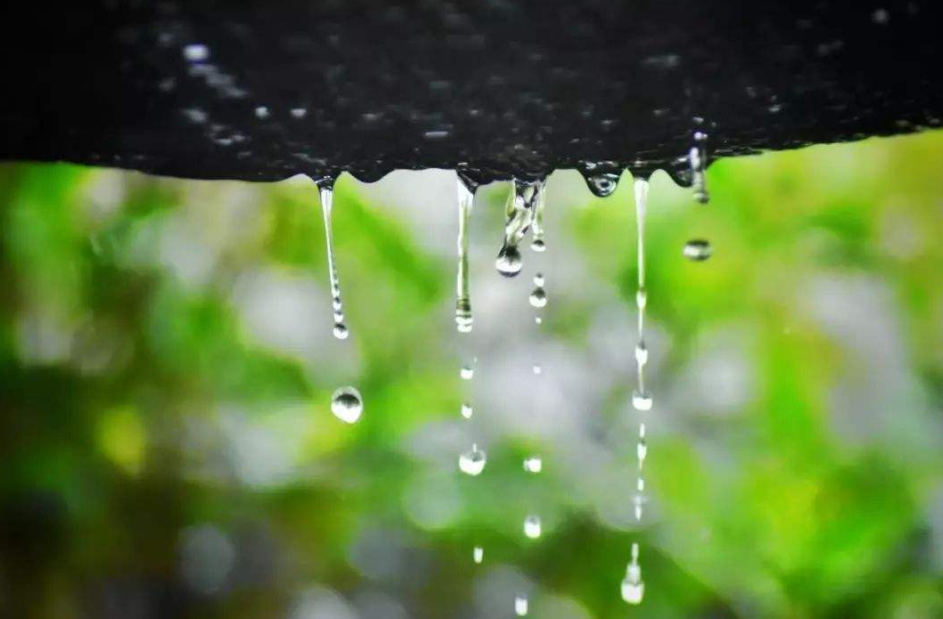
[632,179,653,412]
[318,180,349,340]
[495,179,543,277]
[689,129,710,204]
[621,542,645,605]
[529,273,547,308]
[455,177,476,332]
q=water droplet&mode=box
[523,515,542,539]
[689,131,710,203]
[632,390,653,411]
[636,288,647,310]
[460,364,474,380]
[531,238,546,252]
[331,387,363,424]
[532,365,542,375]
[455,177,476,332]
[496,244,523,277]
[530,180,547,251]
[473,546,484,564]
[523,457,542,473]
[872,8,890,24]
[635,341,648,365]
[461,403,473,419]
[183,44,209,62]
[255,105,270,120]
[515,595,529,616]
[458,444,487,476]
[683,239,712,261]
[529,287,547,308]
[333,322,349,339]
[318,181,350,340]
[535,316,543,325]
[533,273,545,286]
[586,173,621,197]
[290,107,307,119]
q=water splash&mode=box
[318,180,349,339]
[683,239,712,261]
[455,176,476,332]
[621,543,645,605]
[689,129,710,203]
[496,179,544,277]
[515,595,529,616]
[523,515,542,539]
[458,443,487,476]
[330,386,363,424]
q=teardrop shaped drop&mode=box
[496,244,523,277]
[682,239,712,261]
[333,322,349,340]
[331,386,363,424]
[586,173,621,197]
[458,445,487,476]
[523,515,542,539]
[529,287,547,308]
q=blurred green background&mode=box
[1,130,943,619]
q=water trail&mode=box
[495,179,542,277]
[689,129,710,204]
[632,180,653,412]
[530,180,547,252]
[683,239,712,261]
[318,179,349,340]
[455,176,476,332]
[621,542,645,605]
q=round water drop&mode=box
[515,595,529,616]
[683,239,712,261]
[523,456,542,473]
[586,173,620,197]
[331,386,363,424]
[529,287,547,308]
[523,515,542,539]
[461,403,473,419]
[333,322,349,340]
[632,389,653,411]
[458,444,487,476]
[473,546,484,564]
[495,245,523,277]
[635,341,648,365]
[535,316,543,325]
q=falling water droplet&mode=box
[455,176,476,332]
[515,595,529,616]
[473,546,484,564]
[689,130,710,204]
[523,456,543,473]
[621,543,645,605]
[495,179,544,277]
[683,239,712,261]
[318,181,349,340]
[534,316,543,325]
[523,515,542,539]
[461,403,473,419]
[496,245,523,277]
[458,444,487,476]
[632,390,653,411]
[635,341,648,366]
[331,387,363,424]
[460,363,475,380]
[532,365,542,375]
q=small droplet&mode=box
[529,287,547,308]
[290,107,307,119]
[496,244,523,277]
[331,387,363,424]
[333,322,349,340]
[636,288,647,310]
[635,342,649,365]
[530,238,546,252]
[872,8,890,24]
[523,515,542,539]
[523,456,543,473]
[535,316,543,325]
[532,365,542,375]
[632,390,653,411]
[183,44,209,62]
[683,239,712,261]
[473,546,484,564]
[533,273,545,287]
[621,576,645,605]
[637,437,648,462]
[254,106,270,119]
[515,596,529,616]
[456,299,473,333]
[461,403,473,419]
[460,365,474,380]
[458,444,487,476]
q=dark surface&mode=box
[1,1,942,189]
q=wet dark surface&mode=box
[1,1,942,187]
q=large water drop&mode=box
[523,515,542,539]
[458,444,487,476]
[331,386,363,424]
[683,239,712,261]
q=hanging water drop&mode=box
[523,515,542,539]
[455,176,476,332]
[523,456,543,473]
[515,595,529,617]
[458,444,487,476]
[495,179,543,277]
[473,546,484,564]
[318,180,349,340]
[331,386,363,424]
[689,130,710,204]
[496,245,523,277]
[535,316,543,325]
[461,403,473,419]
[621,543,645,605]
[683,239,712,261]
[587,173,621,197]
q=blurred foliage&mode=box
[1,131,943,619]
